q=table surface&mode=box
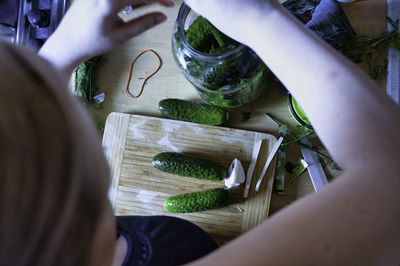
[89,0,387,216]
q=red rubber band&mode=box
[124,49,162,99]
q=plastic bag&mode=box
[283,0,356,47]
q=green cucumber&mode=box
[159,98,229,126]
[152,152,227,181]
[164,188,231,213]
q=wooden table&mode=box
[88,0,387,216]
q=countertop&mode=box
[87,0,387,215]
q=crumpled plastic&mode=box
[283,0,356,47]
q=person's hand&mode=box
[184,0,281,47]
[39,0,174,76]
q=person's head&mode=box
[0,42,115,266]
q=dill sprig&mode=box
[339,18,400,79]
[75,55,103,101]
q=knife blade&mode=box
[300,138,328,192]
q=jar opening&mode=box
[176,3,244,61]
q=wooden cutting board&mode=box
[102,112,278,245]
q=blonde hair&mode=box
[0,42,110,265]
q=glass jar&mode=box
[172,3,273,108]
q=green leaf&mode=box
[282,129,314,146]
[393,35,400,51]
[264,113,290,137]
[75,55,103,102]
[274,147,287,193]
[287,158,308,186]
[339,17,400,79]
[278,124,289,137]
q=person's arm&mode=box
[39,0,173,78]
[185,0,400,265]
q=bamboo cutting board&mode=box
[102,112,278,244]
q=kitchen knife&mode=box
[300,138,328,192]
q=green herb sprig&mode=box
[339,18,400,79]
[265,113,340,189]
[75,55,103,101]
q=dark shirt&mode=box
[116,216,218,266]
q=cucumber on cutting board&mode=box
[159,98,229,125]
[164,188,232,213]
[152,152,227,181]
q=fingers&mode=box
[142,0,174,7]
[112,0,174,12]
[157,0,174,7]
[183,0,201,12]
[128,0,174,8]
[113,12,167,41]
[183,0,211,18]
